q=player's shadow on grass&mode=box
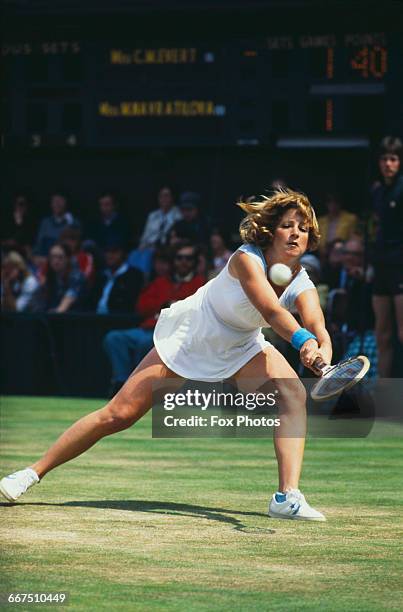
[2,500,275,534]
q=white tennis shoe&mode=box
[268,489,326,521]
[0,468,40,502]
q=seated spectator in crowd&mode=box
[318,193,357,258]
[321,238,345,289]
[1,193,37,255]
[34,191,80,261]
[33,243,86,313]
[103,241,205,394]
[339,237,373,292]
[138,186,182,249]
[299,253,328,310]
[197,244,209,278]
[128,185,182,277]
[148,247,172,282]
[60,227,94,280]
[1,251,39,312]
[208,227,233,278]
[171,191,209,243]
[300,253,321,286]
[166,226,182,248]
[87,242,144,314]
[326,236,377,375]
[85,191,130,251]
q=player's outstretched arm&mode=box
[295,289,332,365]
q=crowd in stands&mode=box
[2,136,402,385]
[1,184,237,317]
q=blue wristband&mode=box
[291,328,317,351]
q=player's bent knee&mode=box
[277,378,306,413]
[99,400,140,432]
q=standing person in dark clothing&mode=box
[371,136,403,376]
[86,191,130,251]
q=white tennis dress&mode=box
[154,243,315,381]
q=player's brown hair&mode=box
[237,188,320,251]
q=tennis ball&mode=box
[269,263,292,286]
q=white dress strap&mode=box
[238,243,267,271]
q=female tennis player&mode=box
[1,188,332,521]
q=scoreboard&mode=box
[2,32,400,149]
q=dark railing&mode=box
[1,312,139,398]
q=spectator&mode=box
[86,191,130,251]
[371,136,403,377]
[1,193,37,254]
[103,241,205,394]
[171,191,209,243]
[342,237,377,376]
[34,191,80,260]
[34,243,86,313]
[128,186,182,278]
[1,251,39,312]
[60,227,94,280]
[339,237,374,326]
[300,253,327,310]
[208,227,233,278]
[138,186,182,249]
[148,247,172,282]
[318,192,358,257]
[325,237,377,374]
[166,226,182,248]
[300,253,321,285]
[321,238,345,289]
[197,244,209,278]
[88,242,144,314]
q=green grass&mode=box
[1,396,402,611]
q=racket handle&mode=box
[312,356,327,375]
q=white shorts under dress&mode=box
[154,244,315,382]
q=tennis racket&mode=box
[310,355,370,402]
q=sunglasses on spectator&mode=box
[175,254,195,261]
[343,250,363,256]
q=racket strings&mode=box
[315,359,365,394]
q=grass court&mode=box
[1,396,402,611]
